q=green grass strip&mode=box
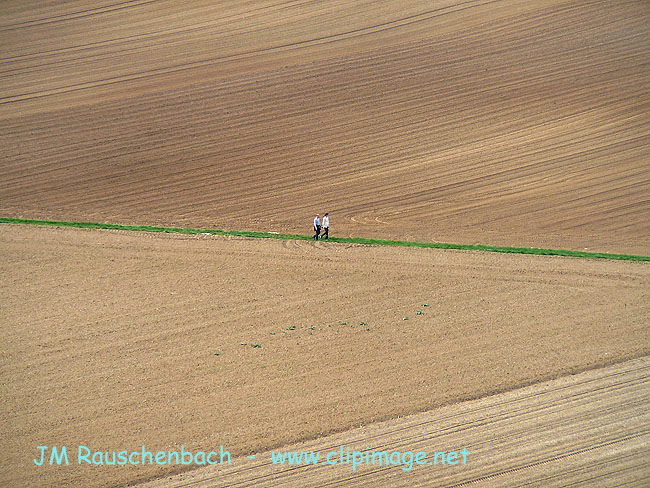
[2,217,649,261]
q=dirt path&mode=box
[140,355,650,488]
[1,0,649,254]
[2,224,648,487]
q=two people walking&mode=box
[313,213,329,240]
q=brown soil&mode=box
[2,1,650,486]
[141,356,650,488]
[1,0,649,254]
[1,224,649,487]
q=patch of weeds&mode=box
[402,317,408,320]
[287,325,297,331]
[251,344,261,348]
[416,310,423,315]
[339,321,348,326]
[360,322,368,326]
[308,326,316,330]
[422,304,429,307]
[213,352,220,356]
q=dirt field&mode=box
[1,0,649,254]
[142,356,650,488]
[2,224,649,487]
[2,0,650,487]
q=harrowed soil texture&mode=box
[2,0,650,486]
[2,224,649,487]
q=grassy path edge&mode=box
[2,217,648,261]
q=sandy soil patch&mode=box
[1,224,648,487]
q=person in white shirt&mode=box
[313,214,321,240]
[322,213,330,239]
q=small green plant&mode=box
[251,343,261,348]
[416,310,423,315]
[287,325,296,331]
[360,322,368,326]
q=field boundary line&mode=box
[2,217,649,262]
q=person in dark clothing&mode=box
[313,214,321,240]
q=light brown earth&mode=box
[1,0,649,254]
[2,1,650,487]
[142,356,650,488]
[1,224,649,487]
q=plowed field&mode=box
[2,224,649,487]
[1,1,649,487]
[1,0,649,253]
